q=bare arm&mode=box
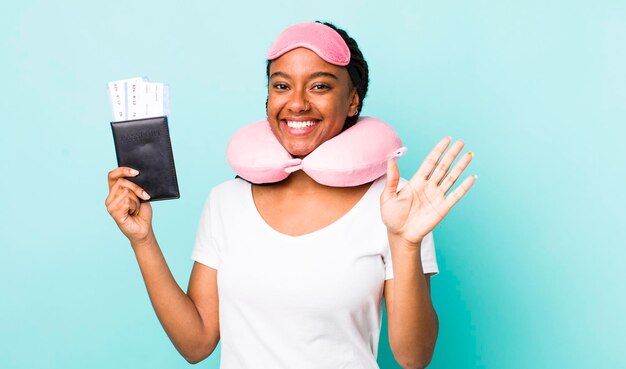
[380,137,476,368]
[383,235,438,369]
[105,167,219,363]
[132,233,220,363]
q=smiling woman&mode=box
[265,21,369,132]
[105,20,476,369]
[267,47,359,157]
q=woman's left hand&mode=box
[380,136,476,246]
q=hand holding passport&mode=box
[108,77,179,201]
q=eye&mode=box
[311,83,330,91]
[272,83,289,90]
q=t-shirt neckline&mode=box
[245,176,384,240]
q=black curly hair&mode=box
[266,21,369,130]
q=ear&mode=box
[349,87,360,117]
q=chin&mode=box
[283,141,318,158]
[286,147,314,158]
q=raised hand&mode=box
[381,137,476,245]
[105,167,154,243]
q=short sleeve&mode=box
[191,190,221,270]
[384,231,439,280]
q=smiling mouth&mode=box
[285,120,319,129]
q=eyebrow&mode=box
[269,71,338,80]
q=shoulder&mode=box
[208,177,250,198]
[198,178,250,213]
[197,178,251,224]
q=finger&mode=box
[429,140,464,184]
[115,189,141,223]
[107,167,140,190]
[105,179,146,207]
[439,151,474,193]
[105,178,150,206]
[382,159,400,201]
[410,136,451,185]
[123,188,141,216]
[129,196,141,217]
[107,188,139,224]
[444,174,477,209]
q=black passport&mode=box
[110,116,180,201]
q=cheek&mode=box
[267,89,288,107]
[266,95,281,119]
[309,94,342,112]
[324,96,352,120]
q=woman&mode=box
[105,21,475,369]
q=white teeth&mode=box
[286,120,318,129]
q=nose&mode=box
[286,89,310,113]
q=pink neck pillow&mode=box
[226,116,407,187]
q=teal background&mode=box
[1,0,624,368]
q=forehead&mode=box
[269,48,348,79]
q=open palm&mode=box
[381,137,476,245]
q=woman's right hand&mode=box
[105,167,153,243]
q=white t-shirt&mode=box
[191,176,438,369]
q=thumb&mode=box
[383,159,400,200]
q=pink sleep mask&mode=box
[266,22,351,66]
[226,116,407,187]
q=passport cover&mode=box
[110,116,180,201]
